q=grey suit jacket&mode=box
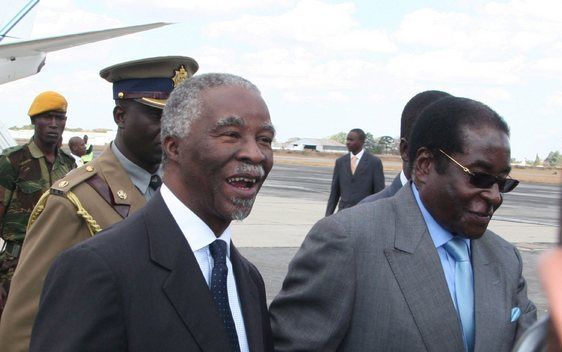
[359,173,403,204]
[271,185,536,352]
[30,191,272,352]
[325,152,385,216]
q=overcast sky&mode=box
[1,0,561,161]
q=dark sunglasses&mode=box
[438,149,519,193]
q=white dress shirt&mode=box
[399,170,408,186]
[160,184,249,352]
[350,148,365,163]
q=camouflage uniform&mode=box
[0,138,75,315]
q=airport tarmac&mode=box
[234,164,561,317]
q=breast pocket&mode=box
[16,180,46,210]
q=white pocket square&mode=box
[511,307,521,322]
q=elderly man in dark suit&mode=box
[271,96,536,351]
[325,128,384,215]
[30,73,275,352]
[360,90,451,204]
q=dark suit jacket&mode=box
[271,185,536,351]
[325,152,384,215]
[359,173,403,204]
[30,192,272,352]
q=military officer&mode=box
[0,91,75,317]
[0,56,199,351]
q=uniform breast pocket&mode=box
[16,180,45,209]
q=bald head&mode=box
[68,136,86,157]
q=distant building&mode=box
[281,138,347,153]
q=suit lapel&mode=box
[145,192,231,352]
[342,153,353,178]
[389,174,403,194]
[231,245,263,352]
[472,236,506,352]
[384,187,465,352]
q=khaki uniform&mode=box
[0,139,75,316]
[0,146,146,352]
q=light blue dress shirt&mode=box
[411,183,472,309]
[111,142,162,201]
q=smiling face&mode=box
[417,125,511,239]
[165,85,274,234]
[32,110,67,147]
[69,137,87,156]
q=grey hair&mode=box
[161,73,260,144]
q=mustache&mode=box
[235,163,265,177]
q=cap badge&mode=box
[172,65,189,87]
[116,190,128,200]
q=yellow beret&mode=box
[28,91,68,117]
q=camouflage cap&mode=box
[99,56,199,109]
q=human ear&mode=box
[413,147,434,186]
[399,138,408,163]
[113,105,126,128]
[162,136,181,163]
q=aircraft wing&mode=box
[0,22,169,58]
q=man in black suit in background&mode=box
[30,73,275,352]
[326,128,384,216]
[360,90,451,204]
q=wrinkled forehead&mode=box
[458,125,511,171]
[214,115,275,135]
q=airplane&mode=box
[0,0,169,84]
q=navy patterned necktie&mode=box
[209,240,241,352]
[148,175,162,191]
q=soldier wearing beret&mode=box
[0,91,75,317]
[0,56,198,351]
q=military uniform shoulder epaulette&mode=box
[30,163,103,236]
[50,164,98,196]
[1,144,25,157]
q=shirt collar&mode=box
[350,149,365,159]
[411,182,463,249]
[28,137,65,160]
[399,170,408,186]
[111,142,161,196]
[160,184,232,257]
[27,138,44,158]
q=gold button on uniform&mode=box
[116,190,127,200]
[86,165,94,172]
[58,180,69,188]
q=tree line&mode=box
[329,131,399,155]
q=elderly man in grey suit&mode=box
[325,128,384,215]
[270,96,536,352]
[360,90,451,204]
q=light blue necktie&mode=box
[444,237,475,352]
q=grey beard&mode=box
[231,197,255,220]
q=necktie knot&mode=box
[149,174,162,190]
[444,237,470,262]
[210,240,228,265]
